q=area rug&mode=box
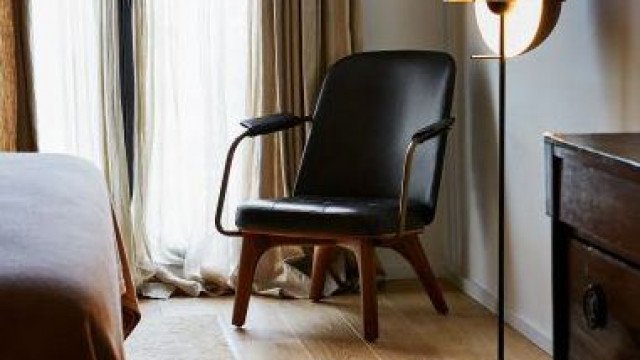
[125,313,234,360]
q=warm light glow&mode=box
[475,0,545,57]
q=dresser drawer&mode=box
[560,157,640,266]
[568,240,640,360]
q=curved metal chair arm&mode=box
[397,117,455,238]
[215,132,248,236]
[215,115,311,236]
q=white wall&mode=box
[362,0,447,51]
[360,0,453,278]
[447,0,640,353]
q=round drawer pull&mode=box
[583,283,607,330]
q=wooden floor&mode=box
[126,280,550,360]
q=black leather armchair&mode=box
[215,51,456,342]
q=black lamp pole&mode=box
[474,4,508,359]
[497,11,506,360]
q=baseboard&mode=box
[446,274,553,355]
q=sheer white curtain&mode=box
[29,0,136,277]
[132,0,261,297]
[31,0,104,161]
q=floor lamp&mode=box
[442,1,563,359]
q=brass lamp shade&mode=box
[446,0,563,57]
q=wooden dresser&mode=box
[546,133,640,360]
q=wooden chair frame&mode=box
[215,116,454,342]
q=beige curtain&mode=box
[251,0,362,197]
[247,0,362,296]
[0,0,36,151]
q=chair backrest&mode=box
[294,51,455,223]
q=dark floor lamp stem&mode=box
[498,12,506,360]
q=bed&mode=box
[0,154,140,360]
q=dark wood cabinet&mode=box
[546,133,640,360]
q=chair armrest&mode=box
[397,117,455,238]
[215,114,312,236]
[411,117,455,144]
[241,114,311,137]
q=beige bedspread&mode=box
[0,154,140,360]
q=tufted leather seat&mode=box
[236,197,431,236]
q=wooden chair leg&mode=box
[349,240,379,342]
[232,236,269,327]
[391,235,449,314]
[310,245,336,302]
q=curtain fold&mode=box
[253,0,362,197]
[0,0,36,151]
[249,0,363,296]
